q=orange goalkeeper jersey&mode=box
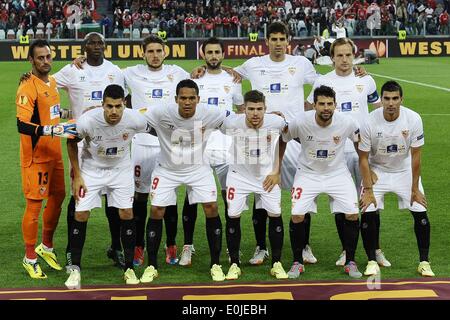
[16,74,62,167]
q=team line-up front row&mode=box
[17,75,433,289]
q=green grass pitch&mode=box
[0,57,449,289]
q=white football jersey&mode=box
[285,110,360,175]
[306,70,379,152]
[359,106,424,173]
[234,54,318,121]
[221,113,287,179]
[54,59,125,120]
[123,64,190,146]
[194,70,244,152]
[76,108,150,169]
[141,103,231,172]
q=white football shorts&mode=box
[75,164,134,211]
[291,169,359,216]
[364,168,426,212]
[149,164,217,207]
[132,142,160,193]
[226,169,281,217]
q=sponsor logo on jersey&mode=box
[208,97,219,106]
[79,76,86,82]
[91,91,102,100]
[307,135,313,141]
[288,67,296,75]
[270,83,281,93]
[167,74,174,82]
[106,147,118,155]
[333,135,341,144]
[224,85,231,93]
[402,130,409,138]
[417,133,424,140]
[152,89,163,98]
[108,74,115,82]
[386,144,398,153]
[123,132,129,141]
[93,135,102,141]
[49,104,61,119]
[341,102,352,112]
[317,150,328,158]
[376,132,383,138]
[356,84,364,93]
[39,186,46,195]
[260,70,266,76]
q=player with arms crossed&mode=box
[358,81,434,277]
[139,79,231,283]
[65,85,150,289]
[222,90,289,280]
[284,85,363,279]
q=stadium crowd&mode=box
[1,0,449,39]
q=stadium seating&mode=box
[132,28,140,39]
[7,29,15,40]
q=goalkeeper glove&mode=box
[42,121,77,139]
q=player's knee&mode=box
[202,202,218,217]
[291,215,305,223]
[134,192,148,203]
[75,211,90,222]
[119,208,133,220]
[344,213,359,221]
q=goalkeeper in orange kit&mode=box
[16,39,77,279]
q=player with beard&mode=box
[284,85,363,279]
